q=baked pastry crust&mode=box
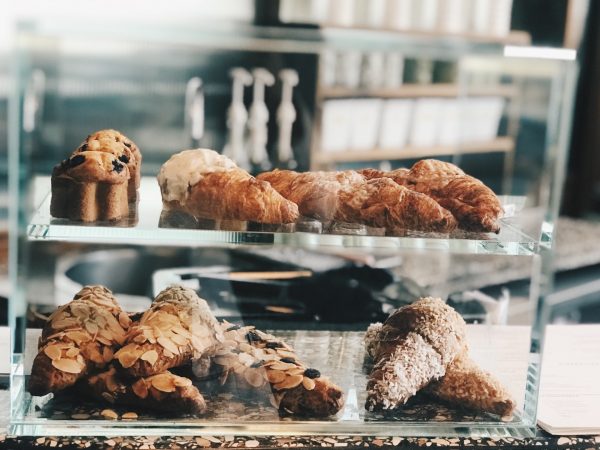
[258,170,457,233]
[360,159,503,233]
[28,286,131,396]
[50,151,130,222]
[75,129,142,201]
[364,298,516,417]
[365,297,466,410]
[114,286,223,378]
[86,366,206,415]
[209,321,344,417]
[158,149,299,224]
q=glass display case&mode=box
[8,18,577,438]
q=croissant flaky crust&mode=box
[114,286,223,378]
[207,321,345,417]
[85,366,207,415]
[364,298,516,418]
[359,160,503,233]
[28,286,131,396]
[158,149,299,224]
[258,169,457,233]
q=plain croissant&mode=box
[257,169,457,233]
[365,297,516,418]
[359,159,503,233]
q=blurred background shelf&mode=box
[318,83,519,99]
[314,137,515,164]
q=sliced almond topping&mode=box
[172,326,191,338]
[96,335,112,346]
[102,346,114,363]
[169,333,188,346]
[274,374,303,390]
[52,318,80,330]
[118,311,131,329]
[65,330,91,345]
[122,412,138,420]
[266,370,286,384]
[172,376,192,388]
[151,374,176,393]
[268,362,295,371]
[88,347,105,365]
[244,368,266,388]
[214,355,237,366]
[43,345,63,361]
[140,350,159,366]
[85,321,99,335]
[238,353,255,367]
[287,368,305,376]
[65,347,79,358]
[238,342,253,353]
[302,377,316,391]
[233,363,247,374]
[52,358,83,374]
[131,379,149,399]
[157,336,179,355]
[115,346,140,368]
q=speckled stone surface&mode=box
[2,390,599,450]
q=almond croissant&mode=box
[206,321,345,417]
[360,159,503,233]
[114,285,223,378]
[85,366,207,414]
[258,169,457,233]
[158,149,299,224]
[29,285,131,396]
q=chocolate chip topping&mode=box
[123,142,132,148]
[303,368,321,379]
[69,155,86,168]
[118,154,130,164]
[280,357,296,364]
[226,325,241,332]
[246,331,261,343]
[112,160,124,173]
[250,361,263,368]
[265,342,282,349]
[79,143,88,152]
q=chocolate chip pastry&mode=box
[50,129,141,222]
[114,286,223,377]
[85,366,207,415]
[206,321,344,417]
[364,298,515,418]
[75,129,142,201]
[28,286,131,396]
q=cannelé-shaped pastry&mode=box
[207,321,344,417]
[114,286,223,378]
[75,129,142,201]
[257,170,457,233]
[85,366,207,415]
[28,286,131,396]
[359,159,503,233]
[50,151,130,222]
[157,149,299,224]
[364,298,516,417]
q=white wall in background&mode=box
[0,0,254,50]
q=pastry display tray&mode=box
[11,327,537,437]
[27,176,542,256]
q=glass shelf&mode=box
[11,327,536,437]
[27,177,540,255]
